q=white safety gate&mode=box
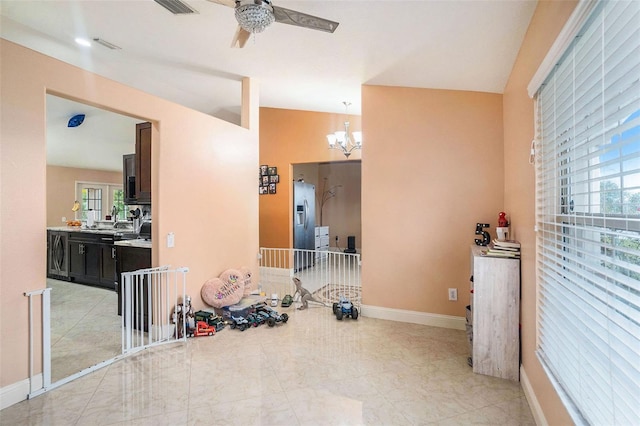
[259,248,362,308]
[23,266,188,399]
[121,266,188,354]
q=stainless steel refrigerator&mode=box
[293,181,316,271]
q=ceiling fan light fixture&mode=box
[235,0,275,34]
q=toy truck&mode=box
[333,296,358,320]
[194,310,226,331]
[254,303,289,327]
[228,315,250,331]
[187,321,216,337]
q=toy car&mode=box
[228,315,250,331]
[270,294,279,307]
[281,294,293,308]
[209,316,226,331]
[254,303,288,327]
[246,312,265,327]
[194,310,226,331]
[187,321,216,337]
[333,296,358,320]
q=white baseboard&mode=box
[361,304,466,330]
[520,365,547,426]
[0,374,42,411]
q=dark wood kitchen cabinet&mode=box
[100,244,117,288]
[67,232,118,290]
[47,230,69,279]
[116,245,152,330]
[69,240,100,285]
[122,122,152,205]
[135,122,152,204]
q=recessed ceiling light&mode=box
[74,38,91,47]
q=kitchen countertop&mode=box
[114,239,152,249]
[47,226,134,235]
[47,225,151,248]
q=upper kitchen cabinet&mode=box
[136,122,152,204]
[123,122,152,205]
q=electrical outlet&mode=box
[167,232,175,248]
[448,288,458,301]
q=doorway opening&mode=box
[45,94,149,383]
[292,161,362,253]
[289,160,361,294]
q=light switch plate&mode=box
[167,232,175,248]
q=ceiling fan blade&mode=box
[272,6,339,33]
[231,25,251,48]
[205,0,235,7]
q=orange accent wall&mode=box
[362,86,504,316]
[503,1,578,424]
[0,40,258,390]
[46,166,122,227]
[259,108,361,248]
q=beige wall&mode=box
[503,1,578,424]
[0,40,258,389]
[46,166,122,227]
[259,107,361,248]
[362,86,504,316]
[318,162,361,249]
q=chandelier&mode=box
[235,0,275,34]
[326,102,362,158]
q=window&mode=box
[76,182,125,221]
[81,186,103,220]
[111,187,127,221]
[533,1,640,424]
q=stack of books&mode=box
[483,239,521,258]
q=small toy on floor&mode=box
[292,277,326,310]
[281,294,293,308]
[254,303,289,326]
[172,295,195,338]
[333,295,358,320]
[187,321,216,337]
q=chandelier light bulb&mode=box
[352,131,362,146]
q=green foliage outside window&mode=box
[113,189,126,220]
[600,181,640,281]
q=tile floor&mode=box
[2,294,535,425]
[48,279,121,382]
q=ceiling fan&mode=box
[207,0,339,48]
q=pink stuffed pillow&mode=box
[201,268,244,308]
[239,266,253,296]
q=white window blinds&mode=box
[534,1,640,424]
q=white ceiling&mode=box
[2,0,537,171]
[46,95,141,171]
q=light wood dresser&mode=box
[470,245,520,381]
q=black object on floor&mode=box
[344,235,357,254]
